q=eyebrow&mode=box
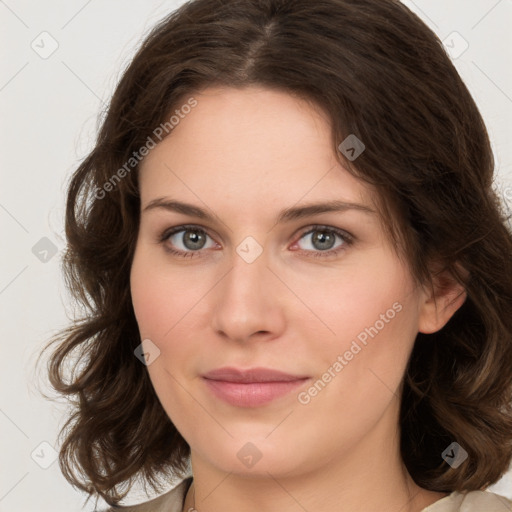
[142,198,375,223]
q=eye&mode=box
[292,226,353,257]
[159,224,354,259]
[159,225,218,258]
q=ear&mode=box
[418,266,467,334]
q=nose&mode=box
[210,247,286,344]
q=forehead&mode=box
[138,86,374,212]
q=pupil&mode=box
[184,230,205,250]
[313,231,335,250]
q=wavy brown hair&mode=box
[41,0,512,506]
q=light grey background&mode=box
[1,1,511,511]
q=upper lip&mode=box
[202,367,310,383]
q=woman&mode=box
[44,0,512,511]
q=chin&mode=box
[190,432,311,477]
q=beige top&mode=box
[106,477,512,512]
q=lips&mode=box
[203,366,309,383]
[202,367,310,407]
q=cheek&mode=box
[296,278,420,445]
[298,256,421,408]
[131,275,170,342]
[291,253,417,352]
[130,249,210,382]
[130,246,202,340]
[130,255,202,423]
[343,303,418,409]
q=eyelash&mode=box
[158,224,354,259]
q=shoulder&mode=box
[421,490,512,512]
[99,477,193,512]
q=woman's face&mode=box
[130,85,431,478]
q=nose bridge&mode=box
[220,247,269,315]
[211,244,284,341]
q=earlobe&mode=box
[418,270,467,334]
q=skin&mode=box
[130,86,466,512]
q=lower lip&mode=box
[203,378,310,407]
